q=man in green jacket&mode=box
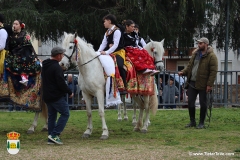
[178,37,218,129]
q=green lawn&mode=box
[0,107,239,160]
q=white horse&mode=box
[117,40,165,128]
[61,32,109,139]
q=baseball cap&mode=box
[51,46,66,56]
[197,37,209,44]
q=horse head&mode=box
[60,32,78,70]
[145,39,165,72]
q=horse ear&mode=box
[160,39,165,46]
[64,32,67,37]
[150,39,153,42]
[74,32,78,38]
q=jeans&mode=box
[46,96,70,136]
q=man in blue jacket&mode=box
[42,46,74,145]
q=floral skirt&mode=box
[5,51,41,75]
[125,46,155,71]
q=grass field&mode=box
[0,107,240,160]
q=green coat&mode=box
[182,46,218,90]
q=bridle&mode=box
[150,43,164,65]
[64,41,77,64]
[64,37,100,69]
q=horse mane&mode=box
[62,32,95,59]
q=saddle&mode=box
[110,55,155,96]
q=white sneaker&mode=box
[19,80,28,86]
[142,69,152,74]
[150,70,160,76]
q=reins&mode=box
[79,55,100,67]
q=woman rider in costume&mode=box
[98,14,127,94]
[134,24,146,48]
[123,20,160,76]
[5,20,41,86]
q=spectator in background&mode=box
[8,105,22,111]
[158,77,163,109]
[162,77,179,109]
[66,74,78,109]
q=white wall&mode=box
[37,39,63,61]
[211,41,240,84]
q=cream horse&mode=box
[118,40,165,128]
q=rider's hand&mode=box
[109,44,113,48]
[178,72,183,76]
[69,93,74,98]
[100,51,106,55]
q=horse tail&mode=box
[39,86,48,120]
[40,100,48,120]
[149,84,158,116]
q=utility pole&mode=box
[224,0,229,107]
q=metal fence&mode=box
[64,70,240,109]
[0,70,239,110]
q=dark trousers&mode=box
[47,96,70,136]
[116,55,127,88]
[187,81,207,124]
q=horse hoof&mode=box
[27,130,34,134]
[82,134,90,138]
[124,118,128,121]
[133,128,140,132]
[100,135,108,140]
[132,122,137,126]
[41,128,48,132]
[117,118,122,121]
[141,129,147,133]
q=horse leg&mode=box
[117,101,122,121]
[41,119,48,132]
[96,91,108,140]
[122,95,128,120]
[27,112,39,134]
[132,96,143,132]
[82,93,93,138]
[132,100,137,126]
[141,96,150,133]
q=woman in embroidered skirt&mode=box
[123,20,159,76]
[5,20,41,86]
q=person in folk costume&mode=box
[0,14,9,75]
[98,14,127,94]
[123,20,160,76]
[5,20,41,86]
[134,24,146,48]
